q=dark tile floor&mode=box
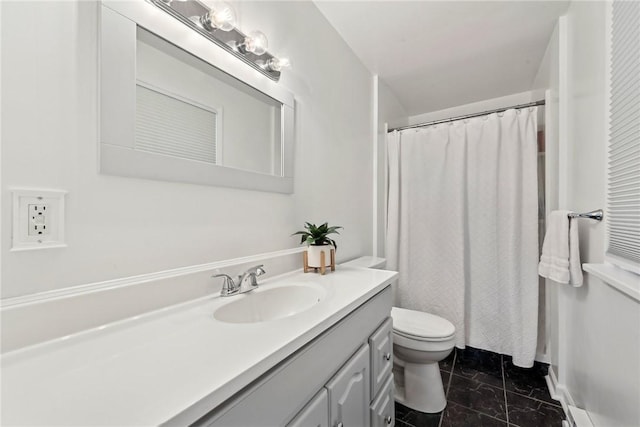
[395,347,565,427]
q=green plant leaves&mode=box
[291,222,343,250]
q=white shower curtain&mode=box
[386,108,539,367]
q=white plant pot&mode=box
[307,245,334,268]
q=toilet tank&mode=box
[343,256,397,307]
[341,256,387,269]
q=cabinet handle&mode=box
[385,415,392,424]
[383,353,391,361]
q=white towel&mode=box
[538,210,583,286]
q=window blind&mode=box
[607,0,640,268]
[135,84,218,164]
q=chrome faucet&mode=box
[212,264,266,297]
[237,264,266,289]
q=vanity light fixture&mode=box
[199,2,236,32]
[264,57,291,72]
[236,30,269,55]
[151,0,287,81]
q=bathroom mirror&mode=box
[99,1,294,193]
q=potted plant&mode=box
[292,222,343,268]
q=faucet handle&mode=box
[212,273,237,296]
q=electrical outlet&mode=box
[28,204,50,236]
[12,188,66,251]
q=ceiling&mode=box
[314,1,570,116]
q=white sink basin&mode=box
[213,284,326,323]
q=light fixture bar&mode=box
[150,0,282,81]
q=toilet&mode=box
[391,307,455,413]
[341,256,456,413]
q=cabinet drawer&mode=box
[370,374,394,427]
[369,317,393,398]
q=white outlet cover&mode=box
[11,188,67,251]
[28,204,49,236]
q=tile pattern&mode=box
[395,347,565,427]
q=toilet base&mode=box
[394,360,447,413]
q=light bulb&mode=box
[201,2,236,32]
[243,31,268,55]
[266,57,291,72]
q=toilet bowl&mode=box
[341,257,456,413]
[391,307,455,413]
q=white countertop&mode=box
[1,266,397,426]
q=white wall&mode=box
[378,80,408,131]
[375,79,407,258]
[555,2,640,426]
[532,20,561,368]
[0,0,374,299]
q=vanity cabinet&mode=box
[326,344,370,427]
[194,286,393,427]
[369,317,393,398]
[370,375,395,427]
[287,389,329,427]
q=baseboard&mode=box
[566,406,595,427]
[546,366,573,413]
[545,365,563,404]
[546,366,594,427]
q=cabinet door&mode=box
[369,317,393,398]
[370,375,394,427]
[287,389,329,427]
[326,344,370,427]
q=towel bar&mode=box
[568,209,603,221]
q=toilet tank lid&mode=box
[391,307,456,339]
[341,256,386,269]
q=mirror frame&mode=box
[99,1,295,193]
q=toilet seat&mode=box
[394,329,454,342]
[391,307,455,341]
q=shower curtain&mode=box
[386,107,539,367]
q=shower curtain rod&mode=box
[388,99,546,132]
